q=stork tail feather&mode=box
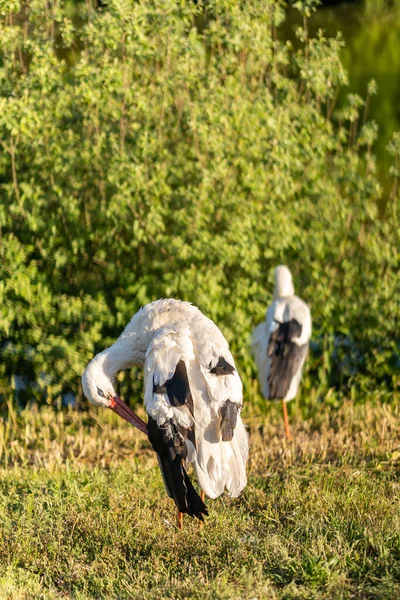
[148,417,208,520]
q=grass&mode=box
[0,399,399,599]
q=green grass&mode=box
[0,401,399,599]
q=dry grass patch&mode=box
[0,400,399,599]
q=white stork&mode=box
[82,298,248,528]
[251,266,312,440]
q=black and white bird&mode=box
[251,266,311,439]
[82,299,248,528]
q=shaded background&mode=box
[286,0,400,205]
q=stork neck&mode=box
[99,334,147,380]
[273,268,295,298]
[274,282,295,299]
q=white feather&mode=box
[86,298,248,500]
[251,267,312,402]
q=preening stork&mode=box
[251,266,311,440]
[82,299,248,528]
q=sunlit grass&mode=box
[0,400,399,599]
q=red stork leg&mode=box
[177,457,184,530]
[282,400,292,441]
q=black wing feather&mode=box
[153,359,194,415]
[219,400,239,442]
[210,356,235,376]
[147,417,208,521]
[267,319,308,399]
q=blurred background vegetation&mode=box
[286,0,400,204]
[0,0,399,414]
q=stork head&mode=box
[274,265,295,298]
[82,354,147,434]
[82,356,116,408]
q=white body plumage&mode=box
[82,299,248,503]
[251,266,312,402]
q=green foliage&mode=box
[0,0,399,406]
[288,0,400,196]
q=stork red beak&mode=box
[109,395,148,435]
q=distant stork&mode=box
[251,266,311,440]
[82,299,248,528]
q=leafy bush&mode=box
[0,0,398,408]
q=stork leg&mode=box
[282,400,292,441]
[177,456,184,530]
